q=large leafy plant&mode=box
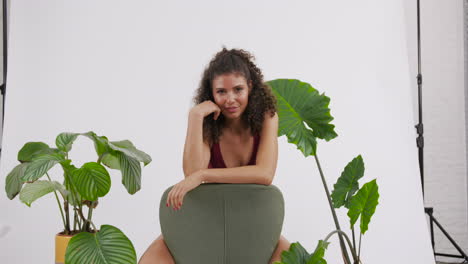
[5,131,151,264]
[266,79,380,264]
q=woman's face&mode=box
[212,73,251,121]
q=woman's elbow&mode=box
[262,172,274,186]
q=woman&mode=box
[139,48,290,264]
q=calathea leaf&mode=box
[331,155,365,209]
[72,162,111,201]
[107,140,152,166]
[65,224,137,264]
[266,79,337,157]
[19,180,68,207]
[55,132,79,152]
[101,152,121,170]
[17,142,57,162]
[117,152,142,195]
[82,131,110,157]
[21,153,66,182]
[347,179,379,234]
[5,163,30,200]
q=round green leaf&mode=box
[17,142,53,162]
[331,155,365,209]
[118,152,141,195]
[65,224,137,264]
[5,163,29,200]
[56,132,79,152]
[19,180,67,207]
[266,79,337,157]
[21,153,65,182]
[72,162,111,201]
[347,179,379,234]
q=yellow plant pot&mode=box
[55,233,74,264]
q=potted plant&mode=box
[266,79,380,264]
[4,131,152,264]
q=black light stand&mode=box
[416,0,468,262]
[0,0,7,160]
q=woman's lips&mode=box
[226,107,238,113]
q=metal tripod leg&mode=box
[425,207,468,261]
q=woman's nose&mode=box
[227,92,236,103]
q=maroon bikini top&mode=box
[208,134,260,168]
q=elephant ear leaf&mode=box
[331,155,365,209]
[306,240,329,264]
[274,242,311,264]
[266,79,337,157]
[65,224,137,264]
[347,179,379,234]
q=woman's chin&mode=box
[223,112,242,120]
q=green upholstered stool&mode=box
[159,183,285,264]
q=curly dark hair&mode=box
[193,47,277,146]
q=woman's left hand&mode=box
[166,170,204,210]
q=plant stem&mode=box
[313,154,352,264]
[358,233,362,263]
[73,211,77,231]
[45,173,67,232]
[77,207,87,231]
[74,208,81,227]
[97,154,104,164]
[351,225,356,251]
[64,201,70,233]
[77,206,97,232]
[323,230,359,262]
[85,202,95,231]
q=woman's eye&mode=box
[217,90,225,94]
[236,88,243,92]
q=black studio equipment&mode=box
[416,0,468,262]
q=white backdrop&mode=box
[0,1,434,263]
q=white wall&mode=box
[0,1,434,263]
[404,0,468,261]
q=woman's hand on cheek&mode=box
[166,170,204,210]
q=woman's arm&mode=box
[182,101,221,178]
[197,112,279,185]
[182,111,211,178]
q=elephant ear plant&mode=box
[266,79,380,264]
[4,131,151,264]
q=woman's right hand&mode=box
[190,100,221,120]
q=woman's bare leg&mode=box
[269,235,291,264]
[138,234,175,264]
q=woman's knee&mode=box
[139,235,174,264]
